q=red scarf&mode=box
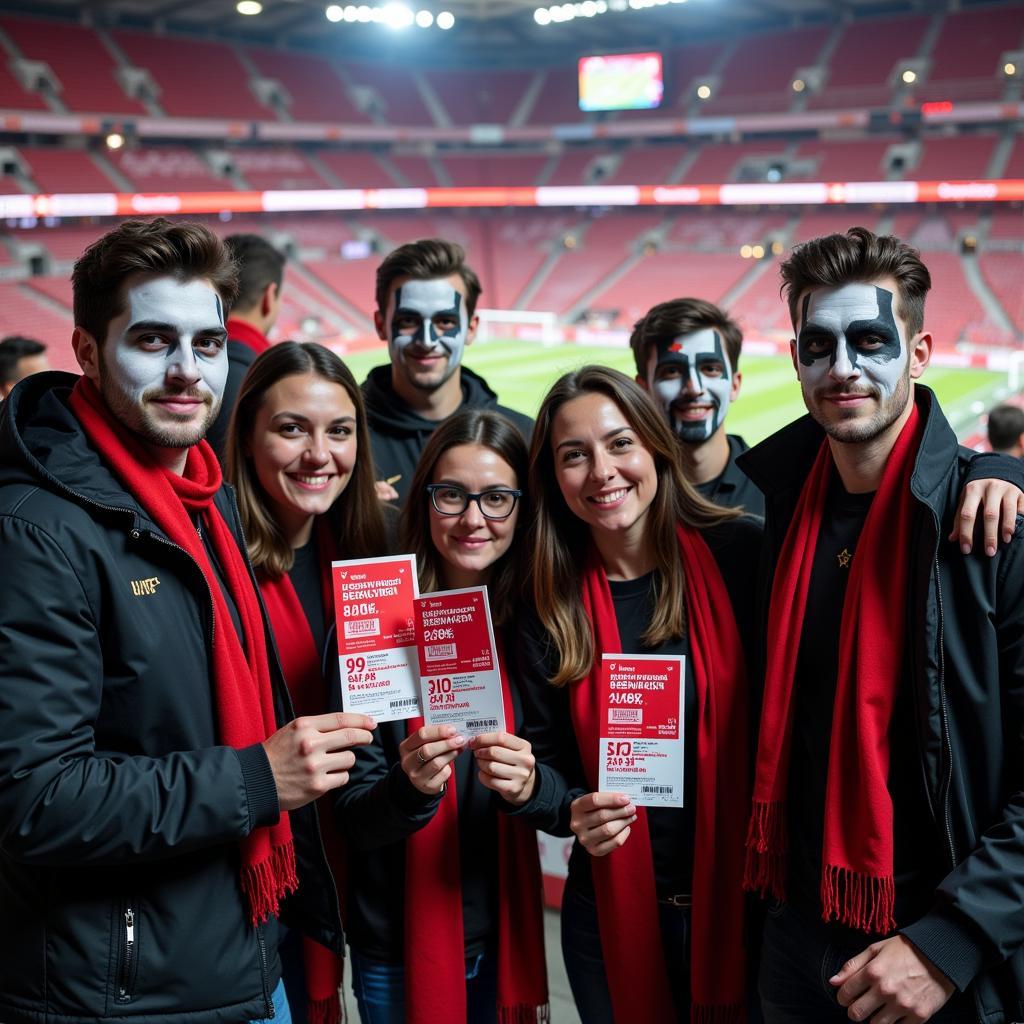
[576,525,749,1024]
[258,521,345,1024]
[68,376,296,923]
[404,638,549,1024]
[744,404,923,935]
[228,317,272,355]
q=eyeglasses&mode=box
[426,484,522,520]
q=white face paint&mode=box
[99,276,228,451]
[387,277,469,393]
[647,327,733,444]
[795,282,912,443]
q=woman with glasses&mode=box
[332,409,548,1024]
[226,341,387,1024]
[501,365,761,1024]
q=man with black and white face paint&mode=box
[364,238,533,504]
[738,228,1024,1024]
[632,297,763,517]
[0,218,374,1024]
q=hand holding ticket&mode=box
[400,724,465,796]
[470,730,537,806]
[570,791,638,858]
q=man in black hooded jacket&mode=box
[363,238,532,504]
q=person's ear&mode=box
[72,326,101,384]
[909,331,932,379]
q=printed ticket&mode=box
[598,653,685,808]
[332,554,421,722]
[413,586,506,738]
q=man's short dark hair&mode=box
[630,297,743,377]
[0,335,45,385]
[224,234,286,312]
[780,226,931,336]
[72,218,238,344]
[988,404,1024,453]
[375,238,482,318]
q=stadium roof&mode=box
[1,0,1004,65]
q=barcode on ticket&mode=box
[641,785,676,795]
[465,718,499,731]
[389,698,419,710]
[344,618,380,638]
[425,643,457,661]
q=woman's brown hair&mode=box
[527,364,739,686]
[226,341,386,577]
[400,409,529,627]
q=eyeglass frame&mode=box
[424,483,523,521]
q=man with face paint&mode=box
[0,219,375,1024]
[205,234,286,463]
[364,238,533,504]
[631,297,764,518]
[737,228,1024,1024]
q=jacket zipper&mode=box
[931,532,958,870]
[256,924,274,1018]
[117,904,136,1002]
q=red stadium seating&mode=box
[791,138,898,182]
[664,212,788,249]
[0,282,74,358]
[1001,136,1024,179]
[0,58,50,110]
[25,274,72,310]
[979,252,1024,333]
[112,31,272,120]
[244,46,370,124]
[10,224,107,262]
[229,149,331,191]
[916,6,1024,103]
[920,251,988,344]
[544,149,605,186]
[703,25,830,115]
[1,17,146,116]
[603,146,687,185]
[110,147,228,192]
[387,154,443,188]
[914,134,999,181]
[20,146,121,194]
[683,141,790,184]
[344,63,434,126]
[440,153,549,188]
[316,151,399,188]
[641,42,729,115]
[808,14,928,110]
[988,209,1024,241]
[730,259,794,336]
[305,256,380,323]
[424,69,535,125]
[527,67,585,125]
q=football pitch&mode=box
[340,340,1006,447]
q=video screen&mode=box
[578,52,664,112]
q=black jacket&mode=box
[738,387,1024,1024]
[205,337,257,464]
[361,365,534,504]
[0,372,343,1024]
[695,434,765,520]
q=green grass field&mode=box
[340,340,1006,446]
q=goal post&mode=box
[474,308,562,347]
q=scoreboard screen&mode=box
[578,52,664,112]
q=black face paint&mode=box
[650,328,732,442]
[391,285,464,350]
[798,286,902,371]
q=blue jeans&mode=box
[560,876,691,1024]
[759,901,977,1023]
[250,978,292,1024]
[349,948,498,1024]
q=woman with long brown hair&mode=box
[502,364,761,1023]
[332,408,548,1024]
[226,340,387,1024]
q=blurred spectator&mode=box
[0,336,49,399]
[988,403,1024,458]
[205,234,286,460]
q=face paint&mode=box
[99,276,228,451]
[648,327,732,443]
[795,282,912,443]
[387,278,468,393]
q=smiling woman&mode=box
[225,340,388,1024]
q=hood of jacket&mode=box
[361,363,506,438]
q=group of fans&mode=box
[0,216,1022,1024]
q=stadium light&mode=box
[792,78,805,92]
[534,7,551,22]
[236,0,262,13]
[752,244,765,259]
[696,83,711,99]
[105,132,125,150]
[326,4,344,20]
[1005,61,1017,77]
[416,9,433,26]
[901,69,917,84]
[381,2,414,27]
[740,245,752,259]
[437,10,455,28]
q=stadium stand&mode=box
[1,17,146,116]
[0,56,50,110]
[424,69,535,126]
[111,30,273,120]
[979,251,1024,332]
[602,145,687,185]
[343,63,435,126]
[914,134,1000,180]
[439,153,550,187]
[807,13,929,110]
[19,146,121,194]
[527,67,588,125]
[683,141,791,184]
[790,137,899,182]
[316,150,398,188]
[702,24,830,115]
[915,5,1024,103]
[228,148,332,191]
[110,147,228,192]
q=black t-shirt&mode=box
[694,435,765,520]
[787,474,941,929]
[288,537,326,659]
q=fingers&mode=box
[830,946,876,989]
[585,822,636,857]
[1002,489,1022,545]
[374,480,399,502]
[399,725,465,794]
[570,792,637,857]
[572,791,632,814]
[950,485,982,553]
[469,730,527,751]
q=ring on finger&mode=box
[416,747,428,766]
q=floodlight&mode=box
[696,84,711,99]
[792,78,805,92]
[382,1,413,27]
[901,69,917,84]
[416,9,433,26]
[535,7,551,22]
[105,132,125,150]
[326,4,344,20]
[437,9,455,28]
[237,0,262,13]
[1005,61,1017,77]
